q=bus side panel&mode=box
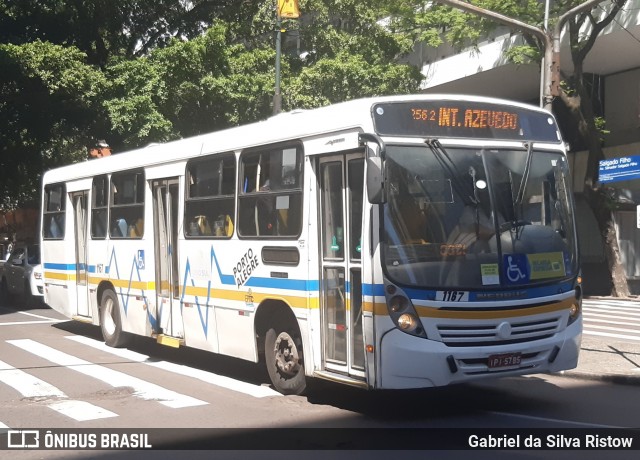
[87,239,110,322]
[43,238,76,319]
[179,238,220,354]
[213,241,292,363]
[103,239,155,338]
[42,196,78,320]
[362,196,380,389]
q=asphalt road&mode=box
[1,303,638,460]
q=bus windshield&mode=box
[382,143,577,290]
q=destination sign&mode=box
[372,101,561,142]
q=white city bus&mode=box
[41,94,582,394]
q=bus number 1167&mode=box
[437,290,468,302]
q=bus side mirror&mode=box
[359,132,386,204]
[367,156,385,204]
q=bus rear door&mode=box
[71,190,90,317]
[152,178,184,342]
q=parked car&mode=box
[0,242,44,306]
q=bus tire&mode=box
[265,326,306,395]
[22,280,33,307]
[100,289,129,348]
[0,278,10,305]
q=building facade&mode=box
[407,1,640,294]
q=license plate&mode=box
[487,353,522,369]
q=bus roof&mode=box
[42,93,552,184]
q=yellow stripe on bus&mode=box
[415,298,574,319]
[44,271,76,281]
[182,285,308,309]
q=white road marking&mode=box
[0,320,66,327]
[66,335,281,398]
[0,359,66,398]
[0,359,117,421]
[7,339,207,408]
[487,411,626,428]
[17,311,65,321]
[47,400,117,421]
[583,330,640,342]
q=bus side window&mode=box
[238,145,302,238]
[185,154,236,239]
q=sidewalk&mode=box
[560,334,640,384]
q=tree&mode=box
[383,0,630,296]
[0,0,424,211]
[0,40,106,210]
[0,0,252,67]
[251,0,423,108]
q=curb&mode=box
[556,370,640,386]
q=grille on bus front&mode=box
[437,317,561,347]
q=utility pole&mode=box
[274,13,283,115]
[273,1,301,115]
[435,0,606,112]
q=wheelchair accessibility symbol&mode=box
[504,254,529,284]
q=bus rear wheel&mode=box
[100,289,129,348]
[265,326,306,395]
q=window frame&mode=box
[184,152,237,239]
[237,142,304,239]
[43,182,66,240]
[109,169,145,239]
[91,174,109,239]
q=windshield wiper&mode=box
[514,142,533,207]
[425,139,477,206]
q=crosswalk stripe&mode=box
[66,335,281,398]
[0,359,117,421]
[47,400,117,421]
[583,307,640,317]
[583,324,640,335]
[7,339,207,409]
[582,300,640,342]
[583,330,640,342]
[584,317,640,327]
[0,359,66,398]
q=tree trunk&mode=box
[559,67,630,298]
[586,188,631,298]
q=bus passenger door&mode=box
[71,191,90,317]
[152,178,183,340]
[318,153,365,380]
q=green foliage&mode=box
[287,53,421,108]
[1,1,425,209]
[0,40,104,210]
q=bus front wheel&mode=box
[265,326,306,395]
[100,289,129,348]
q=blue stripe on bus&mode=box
[402,280,575,302]
[44,263,76,270]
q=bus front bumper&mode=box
[378,320,582,389]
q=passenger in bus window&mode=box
[113,218,127,237]
[129,218,144,237]
[49,217,62,238]
[196,215,212,235]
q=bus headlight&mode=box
[385,286,427,338]
[397,313,419,331]
[389,295,408,313]
[568,301,581,325]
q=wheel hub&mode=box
[274,332,301,376]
